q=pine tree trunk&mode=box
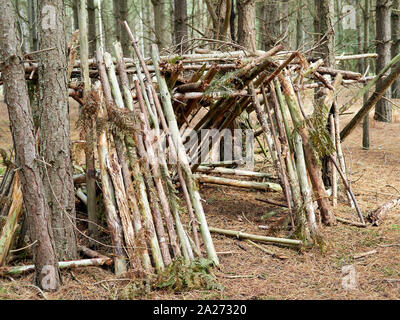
[0,0,61,290]
[113,0,121,41]
[363,0,370,149]
[392,0,400,98]
[151,0,170,49]
[87,0,96,56]
[174,0,188,52]
[73,0,79,30]
[102,0,113,51]
[375,0,392,122]
[314,0,335,66]
[262,0,280,50]
[281,0,289,48]
[119,0,131,56]
[296,0,304,49]
[27,0,38,51]
[237,0,256,51]
[37,0,78,260]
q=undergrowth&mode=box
[118,257,222,299]
[154,257,222,292]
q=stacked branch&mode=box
[1,24,385,276]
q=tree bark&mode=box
[87,0,96,56]
[262,0,280,50]
[0,0,61,289]
[38,0,78,260]
[363,0,371,150]
[392,0,400,98]
[102,0,113,51]
[313,0,335,66]
[79,0,98,246]
[72,0,79,30]
[174,0,188,52]
[237,0,256,51]
[281,0,290,48]
[119,0,131,56]
[375,0,392,122]
[151,0,170,49]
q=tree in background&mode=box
[151,0,171,49]
[174,0,189,52]
[375,0,392,122]
[260,0,280,50]
[392,0,400,98]
[0,0,61,290]
[37,0,78,260]
[237,0,256,51]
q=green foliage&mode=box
[155,257,223,292]
[119,279,152,300]
[308,112,336,162]
[168,56,183,64]
[204,69,243,97]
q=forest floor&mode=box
[0,88,399,300]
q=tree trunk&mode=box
[151,0,170,49]
[374,0,392,122]
[262,0,280,50]
[296,0,304,49]
[119,0,131,56]
[314,0,335,66]
[363,0,371,149]
[37,0,78,260]
[72,0,79,30]
[281,0,289,48]
[174,0,188,52]
[237,0,256,51]
[392,0,400,98]
[113,0,121,41]
[314,0,335,189]
[102,0,113,51]
[0,0,61,290]
[87,0,96,56]
[79,0,98,246]
[27,0,38,51]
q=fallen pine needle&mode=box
[246,240,288,260]
[353,249,377,259]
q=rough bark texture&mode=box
[237,0,256,51]
[113,0,121,40]
[363,0,371,150]
[174,0,188,52]
[296,0,303,49]
[88,0,96,56]
[102,0,113,51]
[0,0,61,289]
[392,0,400,98]
[281,0,289,48]
[375,0,392,122]
[119,0,132,56]
[314,0,335,66]
[151,0,170,49]
[38,0,78,260]
[262,0,280,50]
[72,0,79,30]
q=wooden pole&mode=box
[0,174,22,266]
[0,258,113,277]
[96,98,127,275]
[209,227,302,247]
[194,174,282,192]
[79,0,98,245]
[149,43,219,266]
